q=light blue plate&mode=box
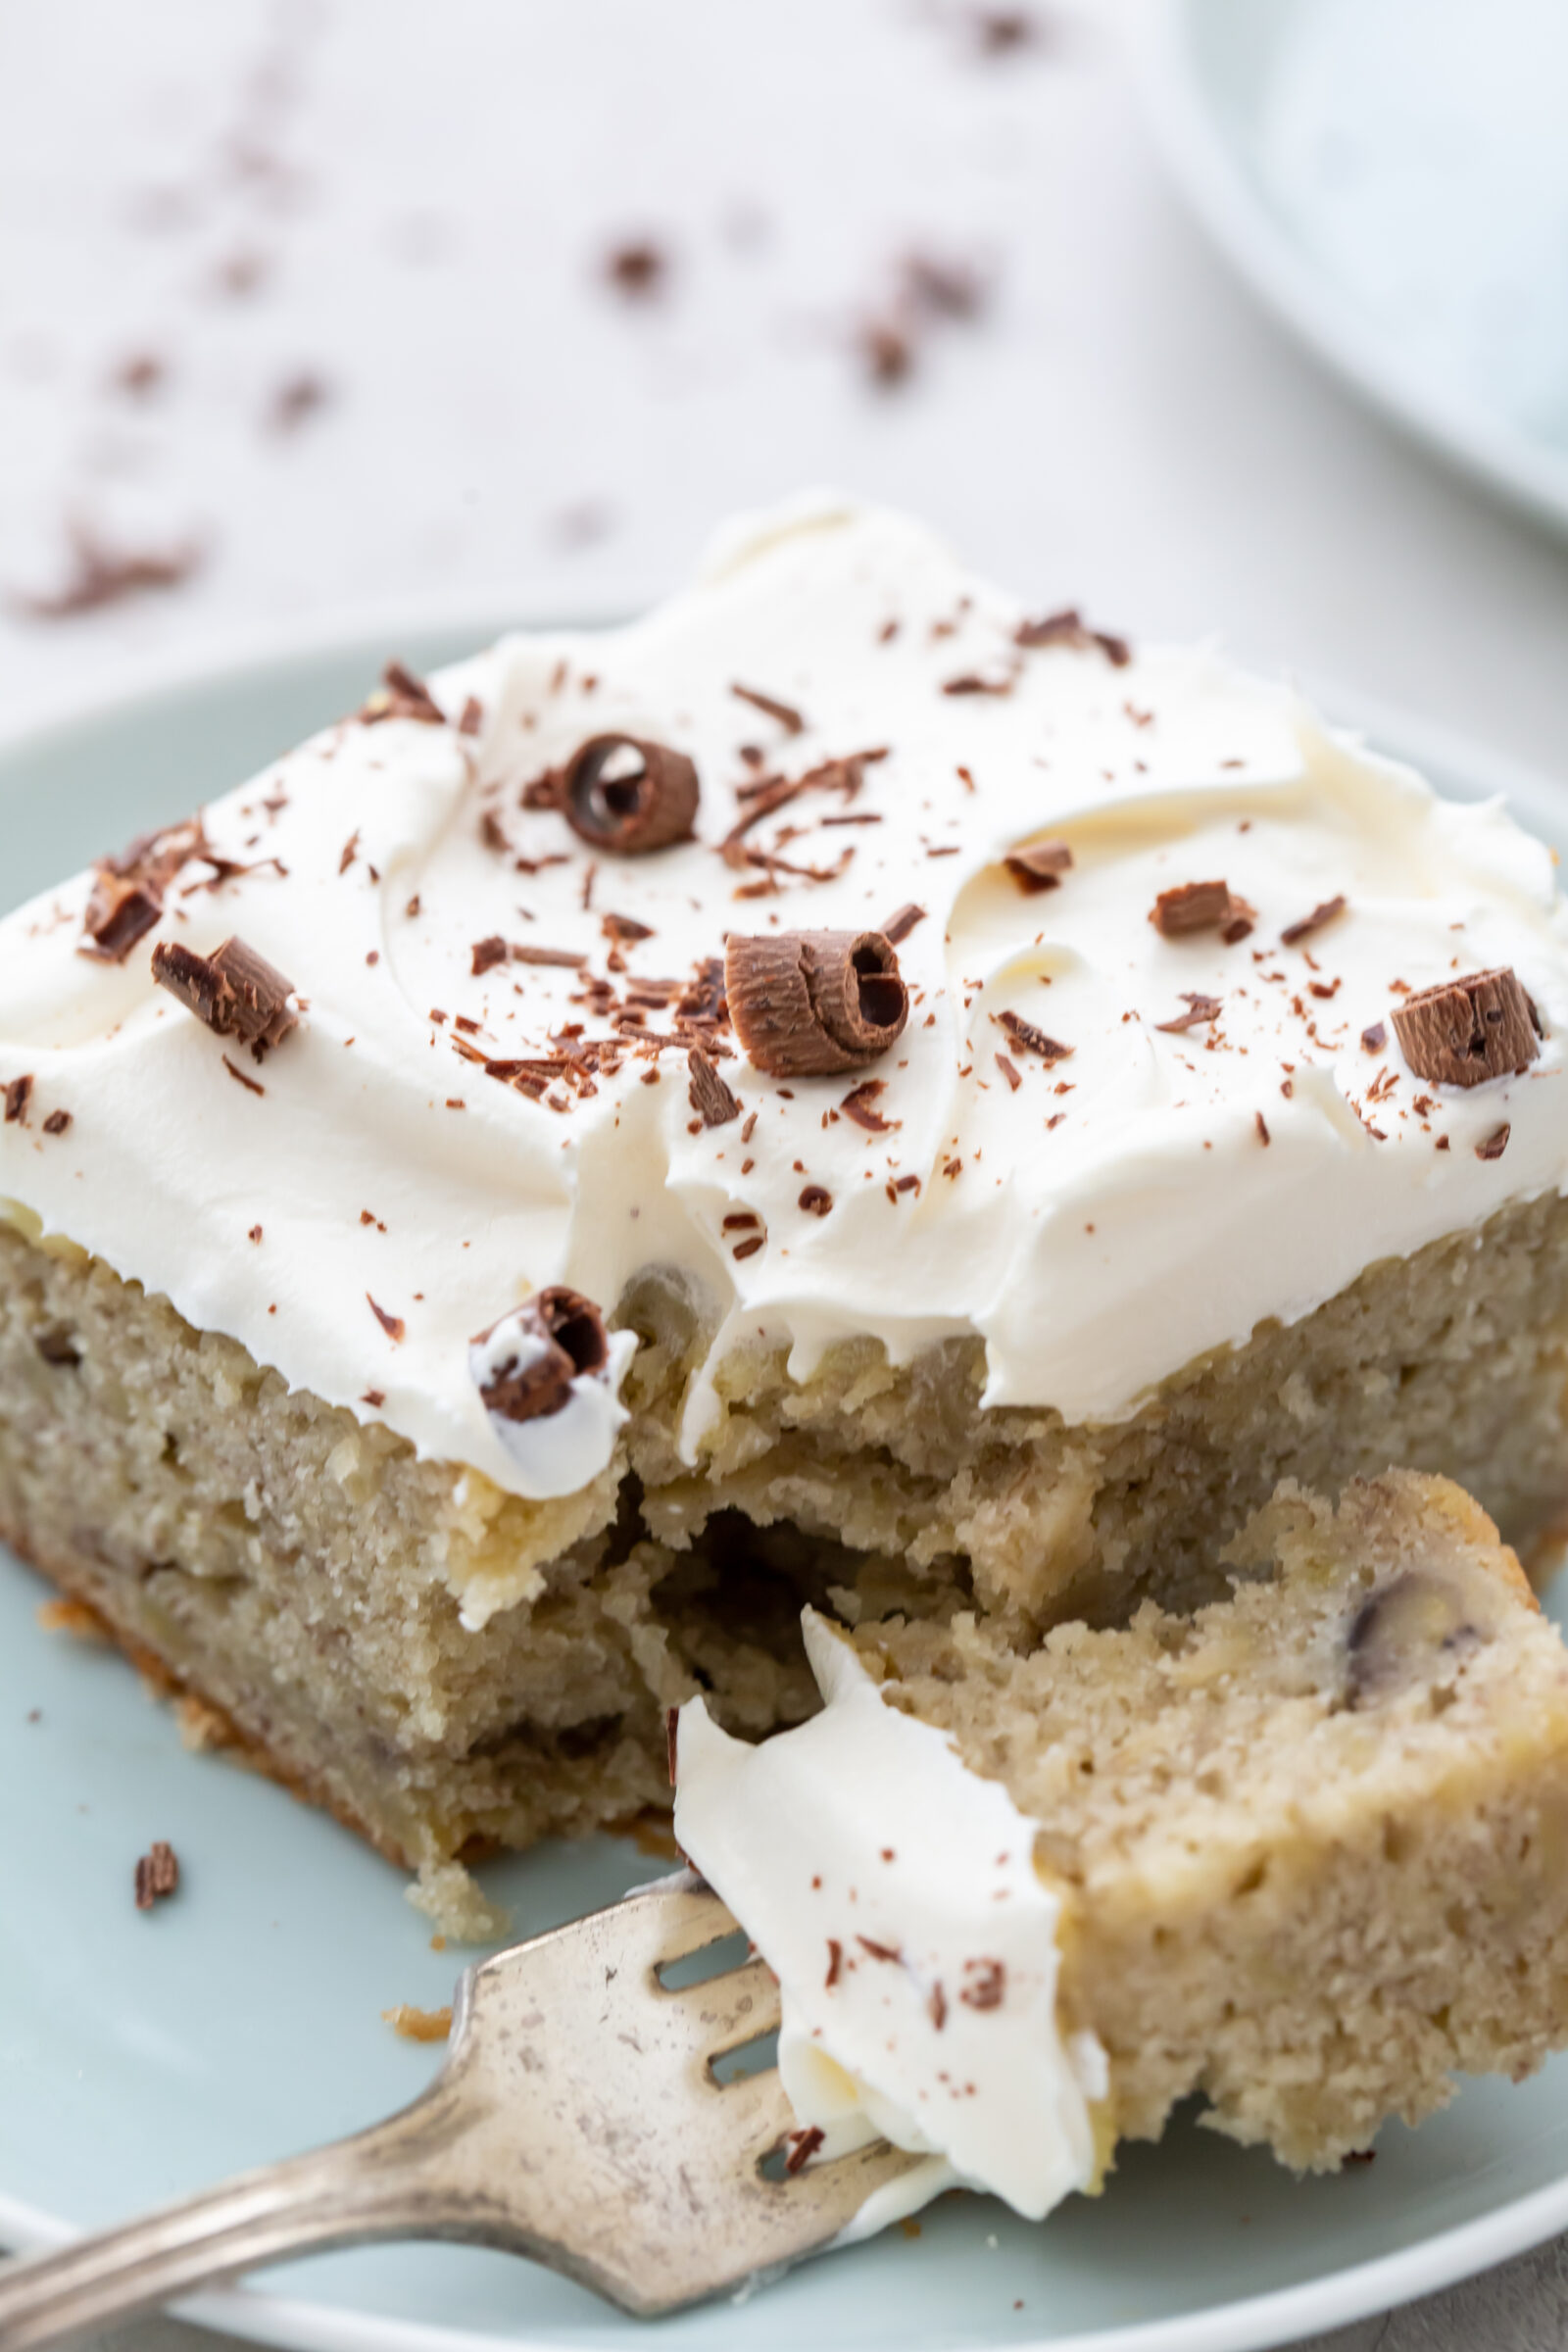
[1136,0,1568,537]
[4,623,1568,2352]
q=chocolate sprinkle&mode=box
[1392,967,1541,1089]
[688,1047,741,1127]
[133,1840,179,1911]
[151,936,298,1056]
[563,734,699,855]
[473,1287,609,1425]
[726,929,908,1077]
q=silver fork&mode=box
[0,1871,917,2347]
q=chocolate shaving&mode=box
[731,682,805,735]
[929,1982,948,2031]
[368,1295,406,1343]
[1280,895,1347,947]
[785,2126,826,2176]
[222,1054,265,1096]
[1151,880,1253,941]
[80,815,216,962]
[1477,1123,1510,1161]
[688,1048,740,1127]
[1004,841,1072,894]
[510,943,589,969]
[995,1053,1022,1091]
[458,696,484,736]
[473,1287,609,1425]
[42,1108,72,1136]
[603,910,655,945]
[1392,967,1541,1089]
[360,660,445,726]
[841,1079,898,1133]
[666,1706,679,1787]
[604,238,668,298]
[3,1074,32,1125]
[479,810,511,855]
[151,936,298,1056]
[1014,608,1131,667]
[133,1840,179,1910]
[942,669,1012,697]
[471,935,508,976]
[1361,1022,1387,1054]
[858,1935,902,1964]
[825,1937,843,1986]
[1154,993,1222,1035]
[799,1184,833,1215]
[563,734,699,854]
[726,929,908,1077]
[882,902,927,945]
[995,1008,1072,1062]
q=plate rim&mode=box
[3,611,1568,2352]
[1126,0,1568,541]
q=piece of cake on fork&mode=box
[3,496,1567,1891]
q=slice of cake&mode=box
[674,1473,1568,2223]
[3,495,1568,1881]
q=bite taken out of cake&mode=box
[675,1473,1568,2230]
[2,494,1568,1886]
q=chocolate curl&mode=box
[474,1287,609,1426]
[151,936,298,1055]
[725,929,907,1078]
[563,734,699,854]
[1392,967,1541,1089]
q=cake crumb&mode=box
[406,1858,511,1944]
[383,2003,453,2042]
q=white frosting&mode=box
[673,1609,1104,2228]
[3,495,1567,1526]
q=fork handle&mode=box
[0,2088,488,2349]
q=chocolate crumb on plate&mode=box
[562,734,700,854]
[134,1840,179,1910]
[726,929,908,1077]
[1392,967,1541,1089]
[603,238,669,299]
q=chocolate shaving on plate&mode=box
[725,929,907,1077]
[1392,967,1541,1089]
[134,1840,179,1910]
[563,734,699,854]
[360,660,445,726]
[1154,993,1222,1035]
[994,1008,1072,1062]
[473,1287,609,1425]
[1004,841,1072,894]
[151,936,298,1056]
[688,1047,740,1127]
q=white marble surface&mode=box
[4,2,1568,2346]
